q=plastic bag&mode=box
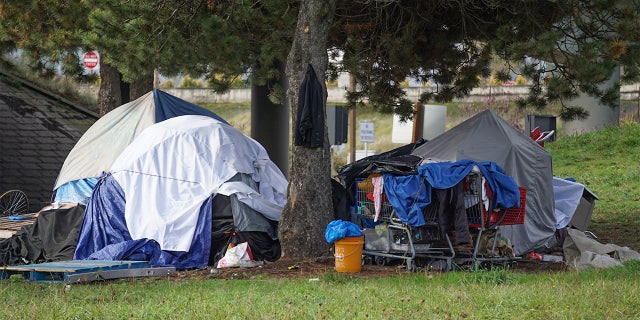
[216,242,254,268]
[325,219,363,243]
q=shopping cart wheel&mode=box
[407,260,417,272]
[0,190,29,217]
[374,256,388,266]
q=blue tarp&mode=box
[380,174,430,227]
[552,177,598,229]
[73,173,212,270]
[383,160,520,227]
[153,89,228,125]
[325,220,363,243]
[54,177,99,204]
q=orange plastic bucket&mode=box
[334,236,364,273]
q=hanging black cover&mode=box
[294,64,325,148]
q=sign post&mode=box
[359,120,375,157]
[82,51,99,69]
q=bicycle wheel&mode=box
[0,190,29,217]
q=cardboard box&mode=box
[568,187,599,231]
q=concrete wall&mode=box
[621,84,640,100]
[163,84,640,104]
[163,85,533,104]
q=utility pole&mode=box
[411,101,423,142]
[348,73,356,163]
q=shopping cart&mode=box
[464,171,526,269]
[354,176,455,271]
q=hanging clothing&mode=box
[294,64,325,148]
[434,182,472,245]
[371,175,384,222]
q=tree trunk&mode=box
[97,63,123,116]
[129,74,155,100]
[278,0,336,259]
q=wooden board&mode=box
[0,215,37,238]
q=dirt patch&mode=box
[168,254,568,281]
[169,257,404,281]
[166,224,639,281]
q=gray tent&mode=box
[412,110,556,255]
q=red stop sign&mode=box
[83,51,99,69]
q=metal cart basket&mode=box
[354,169,526,271]
[355,176,454,271]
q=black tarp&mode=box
[331,178,353,221]
[337,139,427,192]
[0,205,85,265]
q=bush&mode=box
[159,79,174,89]
[178,76,203,88]
[515,75,528,85]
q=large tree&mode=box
[0,1,245,114]
[4,1,639,121]
[279,0,336,258]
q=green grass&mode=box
[203,102,252,135]
[3,261,640,319]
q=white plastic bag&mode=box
[216,242,254,268]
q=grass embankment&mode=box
[3,111,640,319]
[546,120,640,248]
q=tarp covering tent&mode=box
[337,139,427,193]
[74,115,287,269]
[53,89,227,204]
[411,110,556,255]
